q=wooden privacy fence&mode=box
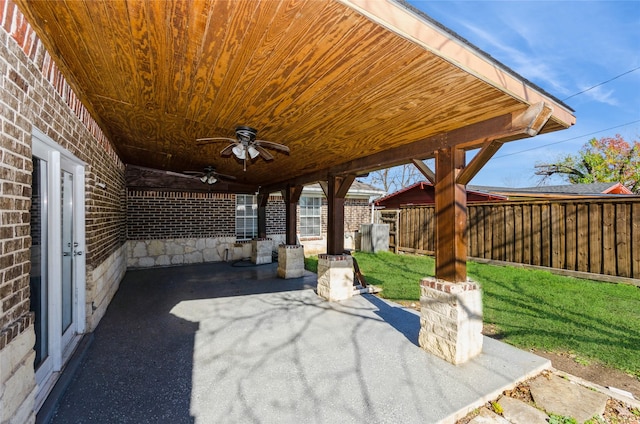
[394,197,640,280]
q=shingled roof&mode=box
[469,182,633,196]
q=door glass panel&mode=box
[30,157,48,367]
[61,170,73,333]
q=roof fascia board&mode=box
[338,0,576,128]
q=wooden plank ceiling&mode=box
[16,0,575,192]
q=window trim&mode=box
[299,195,322,237]
[235,194,258,240]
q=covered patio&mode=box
[0,0,577,422]
[46,262,548,423]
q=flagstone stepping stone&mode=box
[497,395,549,424]
[468,407,510,424]
[529,374,609,423]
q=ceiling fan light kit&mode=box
[199,174,217,184]
[196,125,290,171]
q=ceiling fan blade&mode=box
[254,145,274,161]
[220,143,236,157]
[213,171,237,181]
[196,137,236,145]
[255,140,290,153]
[161,169,200,179]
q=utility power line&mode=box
[493,67,640,159]
[493,119,640,159]
[562,66,640,101]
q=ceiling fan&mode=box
[182,166,236,185]
[197,126,290,171]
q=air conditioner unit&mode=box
[359,224,389,253]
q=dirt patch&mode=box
[456,371,640,424]
[530,349,640,400]
[481,321,640,399]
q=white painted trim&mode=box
[33,128,87,165]
[73,163,86,335]
[30,129,86,411]
[48,150,62,372]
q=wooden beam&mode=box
[456,140,503,186]
[125,165,258,193]
[435,147,467,282]
[335,174,356,198]
[283,185,303,245]
[318,181,329,197]
[326,176,347,255]
[513,101,554,137]
[257,193,268,239]
[262,102,554,193]
[412,159,435,184]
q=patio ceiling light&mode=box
[231,144,260,160]
[199,173,217,184]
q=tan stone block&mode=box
[147,240,165,256]
[203,248,220,262]
[0,328,35,383]
[0,337,36,422]
[419,279,483,364]
[184,252,203,264]
[317,256,353,301]
[9,390,36,424]
[132,241,147,258]
[139,257,155,267]
[166,242,185,255]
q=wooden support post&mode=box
[257,193,269,239]
[283,185,303,245]
[326,175,355,255]
[434,147,467,282]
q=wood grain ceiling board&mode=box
[15,0,575,190]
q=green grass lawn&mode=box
[305,251,640,378]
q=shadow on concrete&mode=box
[50,261,550,424]
[362,294,420,346]
[50,262,315,424]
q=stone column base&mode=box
[251,238,273,264]
[277,244,305,279]
[1,326,37,424]
[317,254,353,301]
[418,277,483,365]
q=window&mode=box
[299,196,322,237]
[236,194,257,240]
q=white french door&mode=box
[30,129,86,410]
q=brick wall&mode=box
[125,192,372,260]
[266,195,285,234]
[127,191,237,239]
[344,198,371,232]
[0,1,127,421]
[126,192,371,241]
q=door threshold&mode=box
[36,333,94,424]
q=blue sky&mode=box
[408,0,640,188]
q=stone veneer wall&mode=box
[126,193,372,264]
[126,190,288,267]
[0,2,127,422]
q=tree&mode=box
[535,134,640,193]
[363,163,423,194]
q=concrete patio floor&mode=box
[47,261,550,424]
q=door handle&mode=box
[74,251,83,256]
[63,251,72,257]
